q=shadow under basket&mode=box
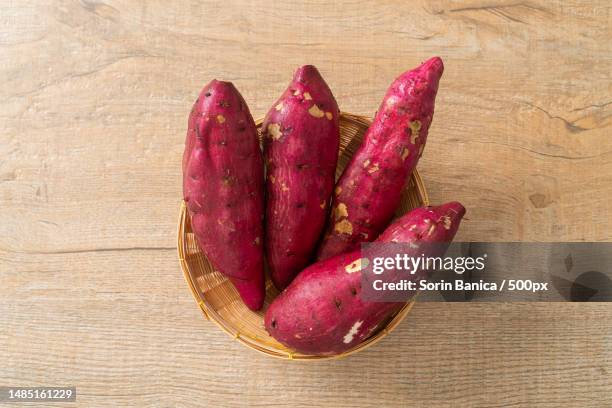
[178,112,429,360]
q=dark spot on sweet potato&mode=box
[271,319,277,329]
[222,175,233,185]
[350,287,357,296]
[286,250,295,257]
[284,126,293,133]
[218,100,230,108]
[296,163,309,170]
[361,203,369,209]
[204,92,211,97]
[334,298,342,310]
[296,202,305,208]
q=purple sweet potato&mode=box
[317,57,444,261]
[263,66,340,290]
[265,201,465,355]
[183,80,265,311]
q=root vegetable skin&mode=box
[317,57,444,261]
[265,202,465,355]
[263,66,340,290]
[183,80,265,311]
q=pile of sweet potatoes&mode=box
[182,57,465,355]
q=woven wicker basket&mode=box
[178,112,429,360]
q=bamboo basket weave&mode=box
[178,112,429,360]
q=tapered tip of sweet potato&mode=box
[419,56,444,77]
[203,80,239,99]
[208,79,236,89]
[289,64,338,112]
[395,56,444,93]
[424,201,466,237]
[293,65,324,85]
[201,79,240,102]
[436,201,466,221]
[270,273,290,292]
[193,79,252,123]
[376,201,466,244]
[230,276,265,311]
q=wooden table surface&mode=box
[1,1,611,406]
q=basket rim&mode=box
[178,111,429,361]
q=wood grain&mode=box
[0,0,610,406]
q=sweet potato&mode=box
[316,57,444,261]
[183,80,265,311]
[265,201,465,355]
[263,66,340,290]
